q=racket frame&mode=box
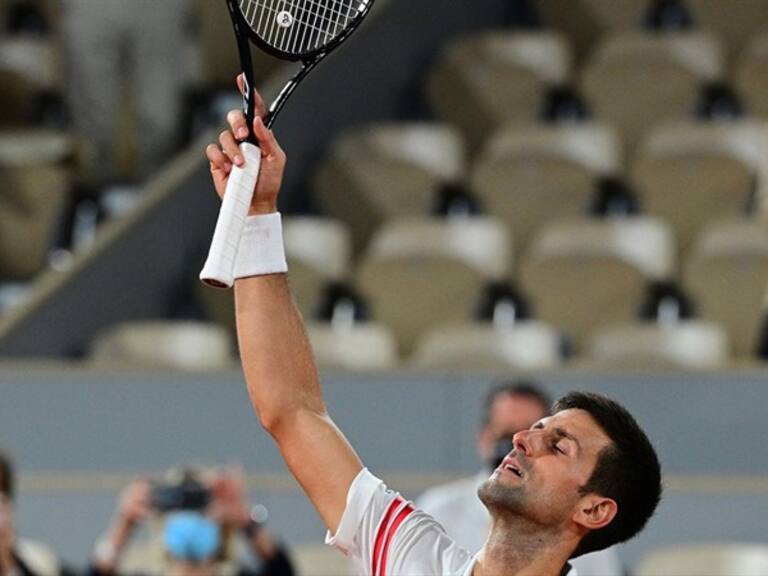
[225,0,376,132]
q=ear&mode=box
[572,495,617,531]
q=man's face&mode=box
[478,393,548,463]
[478,408,612,528]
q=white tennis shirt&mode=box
[326,468,577,576]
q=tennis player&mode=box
[204,84,662,576]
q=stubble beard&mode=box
[478,475,528,517]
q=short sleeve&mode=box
[325,469,473,576]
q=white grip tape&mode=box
[200,142,262,289]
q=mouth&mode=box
[498,458,524,479]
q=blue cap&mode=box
[164,512,220,563]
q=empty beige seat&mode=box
[735,33,768,120]
[0,130,72,280]
[89,321,235,370]
[581,31,724,152]
[534,0,646,59]
[521,217,675,348]
[0,37,61,126]
[684,218,768,357]
[357,217,511,354]
[315,123,465,254]
[587,320,730,369]
[471,121,621,256]
[307,321,398,371]
[636,543,768,576]
[685,0,768,58]
[427,31,572,149]
[411,321,562,370]
[632,120,768,251]
[284,217,351,318]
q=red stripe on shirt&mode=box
[372,497,404,576]
[380,503,414,576]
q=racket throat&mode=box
[264,58,321,129]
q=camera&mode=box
[150,469,211,512]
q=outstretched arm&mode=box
[205,83,363,533]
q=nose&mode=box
[512,429,532,457]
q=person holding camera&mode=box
[87,468,294,576]
[416,382,624,575]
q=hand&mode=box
[116,480,151,528]
[209,467,251,530]
[206,75,287,216]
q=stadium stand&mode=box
[735,31,768,120]
[580,30,724,152]
[520,216,676,349]
[88,320,235,370]
[427,30,573,150]
[314,123,466,255]
[631,119,768,252]
[411,321,563,370]
[684,218,768,358]
[470,121,622,256]
[585,320,730,369]
[357,216,511,354]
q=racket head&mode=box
[231,0,376,62]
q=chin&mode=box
[478,476,525,515]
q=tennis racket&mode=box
[200,0,376,288]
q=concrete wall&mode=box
[1,364,767,571]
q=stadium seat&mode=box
[636,543,768,576]
[534,0,646,59]
[586,320,730,369]
[411,321,563,370]
[0,130,72,280]
[306,321,399,371]
[314,123,466,255]
[293,544,354,576]
[283,217,352,319]
[735,32,768,120]
[357,217,511,354]
[0,36,60,126]
[631,120,768,251]
[88,321,235,370]
[685,0,768,58]
[470,121,621,256]
[427,30,573,149]
[684,218,768,357]
[581,31,724,152]
[520,216,675,348]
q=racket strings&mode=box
[240,0,366,54]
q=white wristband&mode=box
[234,212,288,280]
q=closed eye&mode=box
[551,442,565,455]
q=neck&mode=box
[472,515,574,576]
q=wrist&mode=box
[234,213,288,279]
[249,201,277,216]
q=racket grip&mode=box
[200,142,262,289]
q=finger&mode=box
[227,109,249,141]
[219,130,244,167]
[253,117,284,160]
[236,73,245,95]
[206,144,233,173]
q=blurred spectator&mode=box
[0,448,63,576]
[60,0,189,187]
[88,468,294,576]
[416,382,625,575]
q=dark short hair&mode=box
[482,381,552,428]
[554,392,662,557]
[0,448,14,501]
